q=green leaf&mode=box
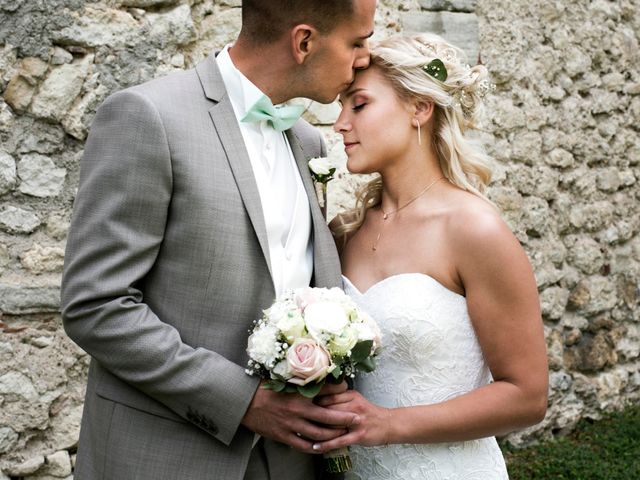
[357,357,376,373]
[283,384,298,393]
[350,340,373,363]
[263,380,285,392]
[423,58,448,82]
[330,365,342,380]
[297,381,324,398]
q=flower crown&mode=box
[418,42,494,119]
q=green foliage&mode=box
[504,404,640,479]
[350,340,373,363]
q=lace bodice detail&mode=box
[343,274,508,480]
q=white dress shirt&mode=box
[216,45,313,297]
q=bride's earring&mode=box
[416,119,422,146]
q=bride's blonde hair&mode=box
[332,33,494,247]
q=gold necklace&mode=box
[372,177,445,251]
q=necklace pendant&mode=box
[372,245,377,251]
[383,213,388,220]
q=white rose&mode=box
[272,359,293,380]
[247,324,281,367]
[308,157,333,176]
[304,301,349,339]
[353,313,382,350]
[328,325,359,356]
[275,310,306,343]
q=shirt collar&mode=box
[216,44,266,121]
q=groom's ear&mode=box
[290,24,317,64]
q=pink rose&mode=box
[286,338,331,386]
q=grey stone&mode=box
[16,122,66,155]
[0,150,17,195]
[564,235,605,275]
[4,455,45,477]
[545,148,574,168]
[30,475,74,480]
[20,243,65,274]
[170,52,185,68]
[549,371,572,393]
[0,283,60,314]
[29,335,55,348]
[0,44,17,90]
[17,154,66,198]
[522,195,550,236]
[51,47,74,65]
[510,131,543,165]
[52,6,140,48]
[508,164,558,199]
[0,426,18,454]
[45,450,72,477]
[30,58,92,122]
[400,11,479,64]
[46,213,71,241]
[192,7,242,61]
[596,167,622,192]
[490,97,526,131]
[0,372,38,401]
[616,324,640,360]
[61,82,109,140]
[0,206,41,234]
[539,286,570,321]
[569,202,615,233]
[147,4,196,47]
[569,276,618,315]
[418,0,476,12]
[121,0,178,6]
[0,341,11,354]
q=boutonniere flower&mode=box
[308,157,336,219]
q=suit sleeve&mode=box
[61,89,259,446]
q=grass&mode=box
[504,404,640,479]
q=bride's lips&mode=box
[344,142,359,152]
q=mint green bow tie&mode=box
[241,95,304,131]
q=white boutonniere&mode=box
[308,157,336,219]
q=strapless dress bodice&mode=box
[343,274,509,480]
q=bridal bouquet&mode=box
[246,286,381,472]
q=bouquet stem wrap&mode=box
[324,446,353,473]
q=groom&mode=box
[60,1,376,479]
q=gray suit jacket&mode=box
[61,53,341,480]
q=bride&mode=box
[314,34,549,479]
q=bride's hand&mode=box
[313,390,392,451]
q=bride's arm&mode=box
[313,208,548,449]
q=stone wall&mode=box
[0,0,638,477]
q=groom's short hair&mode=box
[241,0,355,44]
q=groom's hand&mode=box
[241,381,360,453]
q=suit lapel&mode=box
[196,56,273,279]
[286,128,325,231]
[286,127,341,289]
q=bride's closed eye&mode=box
[352,102,366,112]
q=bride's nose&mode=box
[333,110,351,134]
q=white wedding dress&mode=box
[343,274,509,480]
